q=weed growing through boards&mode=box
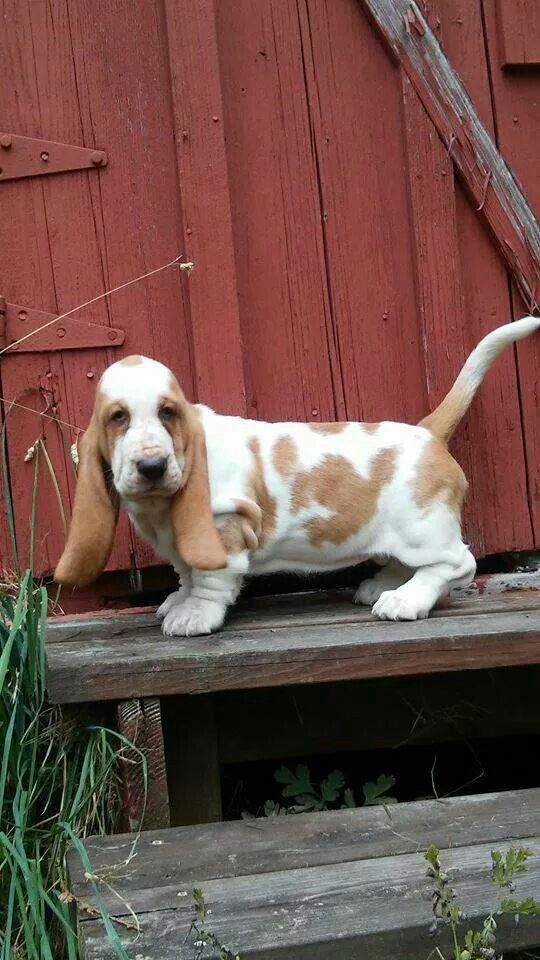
[182,888,240,960]
[426,844,540,960]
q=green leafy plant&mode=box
[247,764,397,817]
[425,844,540,960]
[362,774,398,806]
[273,764,348,812]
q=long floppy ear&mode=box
[170,413,227,571]
[54,417,119,586]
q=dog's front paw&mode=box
[156,587,190,621]
[162,598,226,637]
[372,589,430,621]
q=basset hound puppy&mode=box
[55,316,539,636]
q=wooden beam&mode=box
[46,596,540,702]
[162,694,222,826]
[70,787,540,893]
[117,698,170,831]
[357,0,540,311]
[69,791,540,959]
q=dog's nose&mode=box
[136,456,168,481]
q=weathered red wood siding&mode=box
[0,0,538,589]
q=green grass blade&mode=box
[0,572,31,691]
[59,823,131,960]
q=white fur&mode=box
[98,318,538,636]
[101,358,183,499]
[433,316,540,427]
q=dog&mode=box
[55,316,539,636]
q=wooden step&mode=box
[47,588,540,703]
[69,788,540,959]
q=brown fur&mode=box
[291,448,397,546]
[363,423,380,435]
[169,398,228,570]
[309,422,347,435]
[290,471,312,513]
[54,393,119,587]
[419,391,465,445]
[219,516,259,553]
[415,438,467,516]
[234,499,262,541]
[272,436,298,477]
[248,438,277,546]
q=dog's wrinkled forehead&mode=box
[100,355,173,414]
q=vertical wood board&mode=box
[215,0,341,421]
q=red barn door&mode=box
[0,0,538,596]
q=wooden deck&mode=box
[69,788,540,959]
[47,588,540,703]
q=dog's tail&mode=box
[420,316,539,444]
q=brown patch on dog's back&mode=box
[248,438,277,546]
[119,355,143,366]
[291,471,312,513]
[272,436,298,477]
[363,422,380,435]
[309,422,347,435]
[292,448,397,545]
[415,439,467,516]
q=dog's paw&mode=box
[162,598,225,637]
[372,589,430,621]
[156,588,190,621]
[354,578,385,606]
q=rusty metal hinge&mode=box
[0,298,124,352]
[0,133,107,182]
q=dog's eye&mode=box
[159,406,176,423]
[110,409,128,425]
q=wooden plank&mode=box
[402,64,531,556]
[0,0,80,573]
[76,845,540,960]
[46,585,540,643]
[46,587,540,641]
[163,0,246,415]
[296,0,427,425]
[212,0,342,422]
[71,827,540,957]
[496,0,540,66]
[65,0,195,571]
[46,603,540,702]
[0,0,197,575]
[481,0,540,546]
[161,694,222,826]
[431,0,533,556]
[76,846,540,960]
[69,787,540,894]
[116,698,170,831]
[357,0,540,311]
[402,76,482,548]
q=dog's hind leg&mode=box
[354,560,412,606]
[372,548,476,621]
